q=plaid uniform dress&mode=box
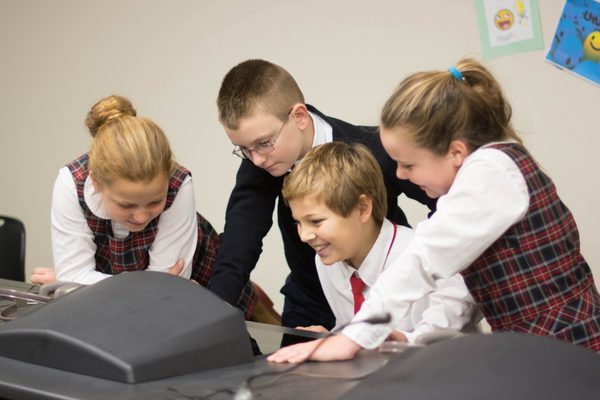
[66,154,257,318]
[461,143,600,351]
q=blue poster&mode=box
[546,0,600,86]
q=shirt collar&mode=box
[83,175,111,219]
[310,110,333,147]
[345,219,395,287]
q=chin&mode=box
[126,223,149,232]
[319,257,341,266]
[425,189,442,199]
[268,166,291,177]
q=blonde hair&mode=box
[217,59,305,129]
[86,95,175,186]
[381,58,522,155]
[282,142,387,225]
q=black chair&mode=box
[0,216,25,281]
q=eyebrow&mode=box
[117,195,165,206]
[249,131,276,146]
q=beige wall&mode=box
[1,0,598,313]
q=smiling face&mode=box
[289,193,376,269]
[583,31,600,62]
[494,9,514,31]
[224,105,313,177]
[94,174,169,232]
[380,126,466,198]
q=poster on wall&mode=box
[475,0,544,59]
[546,0,600,86]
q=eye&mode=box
[256,140,272,150]
[310,219,324,226]
[119,203,135,209]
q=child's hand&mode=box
[295,325,329,334]
[386,330,408,342]
[267,334,362,363]
[167,259,184,276]
[30,267,56,285]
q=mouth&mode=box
[312,243,329,256]
[127,221,147,230]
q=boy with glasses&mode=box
[211,59,436,337]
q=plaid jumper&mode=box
[461,143,600,351]
[66,154,257,318]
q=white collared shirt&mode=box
[51,166,198,284]
[310,110,333,146]
[343,143,529,348]
[291,111,333,170]
[317,219,477,343]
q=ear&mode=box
[289,103,311,130]
[357,194,373,223]
[448,139,470,167]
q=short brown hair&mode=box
[86,95,175,186]
[282,142,387,225]
[217,59,304,129]
[381,57,522,156]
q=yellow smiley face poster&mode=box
[475,0,544,59]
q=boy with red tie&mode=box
[279,142,478,342]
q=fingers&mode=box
[30,267,56,285]
[267,341,318,363]
[385,330,408,342]
[295,325,329,333]
[167,259,184,276]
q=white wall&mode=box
[1,0,598,314]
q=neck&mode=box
[347,220,381,269]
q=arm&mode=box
[51,167,112,284]
[401,274,478,343]
[208,160,280,305]
[267,334,361,363]
[344,148,530,350]
[146,176,197,279]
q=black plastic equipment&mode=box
[0,216,25,281]
[0,271,252,383]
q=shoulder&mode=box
[465,145,523,173]
[65,154,90,182]
[165,165,194,210]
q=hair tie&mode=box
[448,66,464,81]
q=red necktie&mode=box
[350,274,366,314]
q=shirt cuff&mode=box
[342,322,393,350]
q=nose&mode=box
[251,151,268,166]
[297,224,315,243]
[396,164,409,180]
[132,209,152,224]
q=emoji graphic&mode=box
[495,9,515,31]
[582,31,600,62]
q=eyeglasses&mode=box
[232,108,293,160]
